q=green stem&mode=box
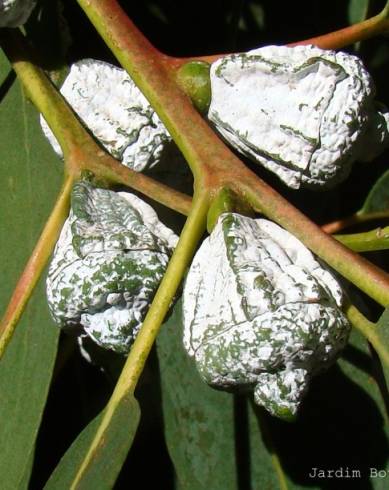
[346,304,389,369]
[0,175,74,360]
[0,29,91,160]
[77,0,389,309]
[76,0,234,182]
[72,190,210,485]
[335,227,389,252]
[74,146,192,216]
[206,187,254,232]
[288,4,389,50]
[322,210,389,234]
[242,179,389,307]
[169,1,389,65]
[0,28,192,216]
[116,189,209,392]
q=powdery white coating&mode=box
[183,213,350,419]
[40,59,173,172]
[209,45,389,189]
[47,181,178,354]
[0,0,35,26]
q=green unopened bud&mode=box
[176,61,211,114]
[207,187,254,233]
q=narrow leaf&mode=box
[157,300,285,490]
[158,300,389,489]
[0,51,62,489]
[44,395,140,489]
[360,169,389,214]
[374,307,389,387]
[266,328,389,489]
[46,190,208,489]
[348,0,370,25]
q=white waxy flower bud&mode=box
[47,181,178,354]
[183,213,350,420]
[208,45,389,189]
[41,59,174,172]
[0,0,36,26]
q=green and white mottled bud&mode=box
[208,45,389,189]
[41,59,174,172]
[0,0,36,26]
[183,213,350,420]
[47,181,178,354]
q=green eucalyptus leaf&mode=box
[0,50,62,489]
[360,169,389,214]
[374,307,389,388]
[348,0,370,25]
[44,394,140,489]
[246,3,265,31]
[158,301,389,489]
[2,1,389,488]
[156,300,285,490]
[253,328,389,490]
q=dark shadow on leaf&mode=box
[341,337,389,420]
[116,346,175,489]
[251,363,389,489]
[340,343,374,375]
[0,70,16,103]
[234,395,252,490]
[29,334,117,489]
[369,343,389,421]
[145,140,194,194]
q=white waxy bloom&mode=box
[183,213,350,420]
[41,59,174,172]
[47,180,178,354]
[208,45,389,189]
[0,0,36,26]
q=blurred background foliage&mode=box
[3,0,389,488]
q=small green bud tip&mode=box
[176,61,211,114]
[80,170,95,182]
[207,188,254,233]
[273,405,297,422]
[79,170,110,190]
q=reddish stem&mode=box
[0,176,73,359]
[322,211,389,234]
[78,0,389,307]
[165,9,389,66]
[288,12,388,49]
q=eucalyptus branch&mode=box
[115,190,209,392]
[0,27,191,358]
[76,0,232,182]
[0,28,93,160]
[71,190,210,485]
[1,2,388,487]
[323,210,389,234]
[77,0,389,308]
[0,175,73,360]
[335,226,389,252]
[242,179,389,307]
[0,28,192,215]
[346,303,389,369]
[166,1,389,65]
[288,1,389,50]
